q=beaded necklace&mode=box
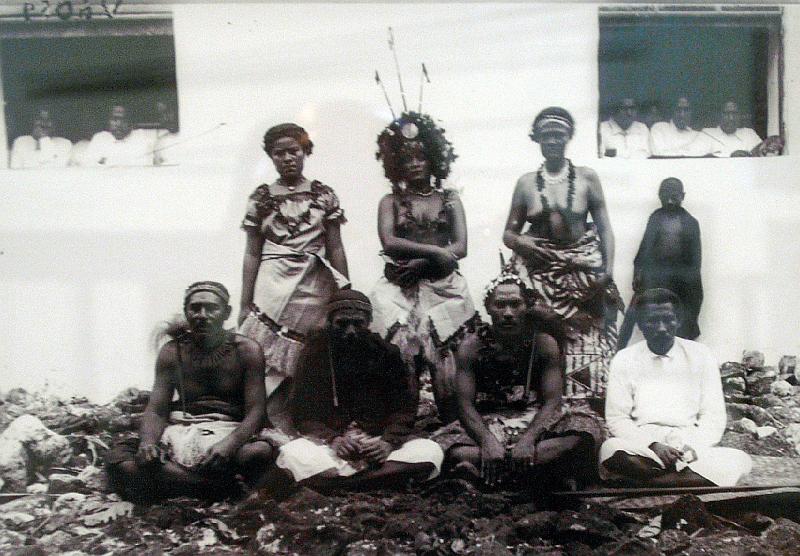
[535,160,576,212]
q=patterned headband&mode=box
[534,115,573,136]
[483,271,528,306]
[184,282,230,305]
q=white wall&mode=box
[1,3,798,401]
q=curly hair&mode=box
[483,272,537,312]
[529,106,575,143]
[263,123,314,156]
[375,111,456,190]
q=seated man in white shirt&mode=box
[599,97,650,159]
[599,288,751,487]
[85,104,154,166]
[649,96,712,158]
[701,100,762,158]
[9,107,72,169]
[152,100,182,166]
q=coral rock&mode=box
[756,426,777,439]
[733,418,758,434]
[762,518,800,553]
[742,351,766,370]
[727,403,775,426]
[783,423,800,455]
[778,355,797,377]
[0,415,71,491]
[746,373,777,396]
[722,377,746,395]
[512,511,559,542]
[769,406,800,424]
[48,473,88,494]
[771,380,794,397]
[661,495,714,534]
[554,510,619,547]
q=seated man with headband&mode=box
[433,272,605,490]
[275,289,444,490]
[106,281,274,501]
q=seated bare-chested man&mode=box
[432,272,605,490]
[106,281,274,502]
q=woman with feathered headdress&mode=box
[370,112,477,424]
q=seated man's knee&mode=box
[604,451,659,478]
[106,460,159,501]
[408,462,436,481]
[447,445,479,465]
[236,441,275,466]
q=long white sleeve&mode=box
[604,351,656,446]
[686,347,726,448]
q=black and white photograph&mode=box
[0,1,798,554]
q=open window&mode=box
[598,4,783,158]
[0,5,178,167]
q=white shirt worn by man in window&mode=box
[701,101,762,157]
[649,97,712,157]
[599,98,650,159]
[85,105,154,167]
[9,108,72,169]
[599,290,751,487]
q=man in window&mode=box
[599,97,651,159]
[9,107,72,169]
[153,100,182,166]
[649,96,712,157]
[701,100,762,157]
[85,104,154,166]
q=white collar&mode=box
[648,338,679,360]
[670,120,695,134]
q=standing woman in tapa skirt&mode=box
[239,123,349,431]
[370,112,476,424]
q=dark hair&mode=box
[529,106,575,142]
[183,281,230,307]
[658,177,684,194]
[376,111,456,190]
[636,288,680,313]
[263,123,314,156]
[483,275,537,312]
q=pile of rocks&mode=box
[0,362,798,555]
[719,352,800,457]
[0,387,147,495]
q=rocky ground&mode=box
[0,351,798,555]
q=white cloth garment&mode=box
[159,411,240,469]
[277,437,444,482]
[599,338,752,486]
[700,126,762,158]
[84,129,155,166]
[9,135,72,168]
[599,119,651,159]
[649,121,712,157]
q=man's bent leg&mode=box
[328,462,436,491]
[235,441,275,488]
[646,469,713,488]
[603,451,665,480]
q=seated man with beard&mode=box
[106,281,274,501]
[432,272,605,489]
[275,289,444,490]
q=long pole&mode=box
[553,484,800,498]
[388,27,408,112]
